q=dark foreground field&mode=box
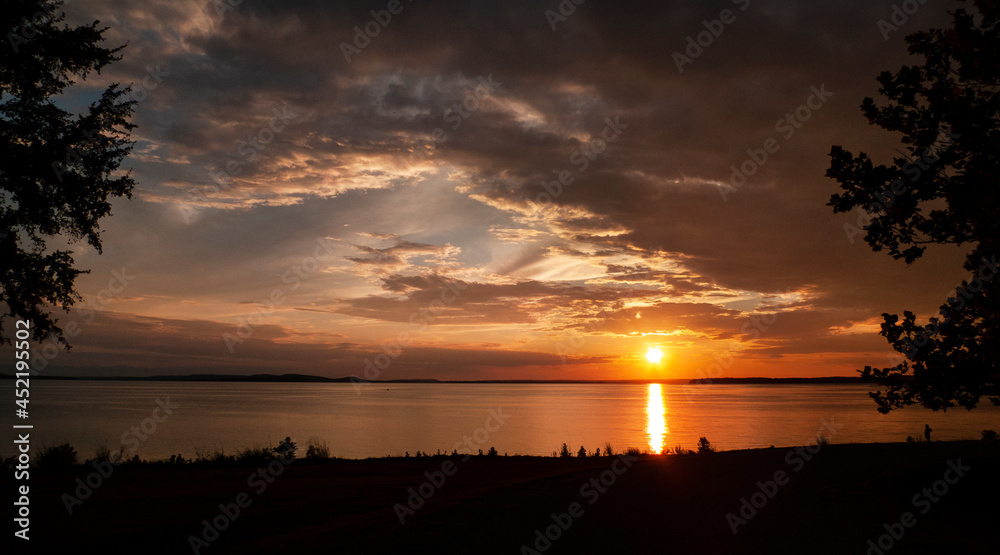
[13,441,1000,554]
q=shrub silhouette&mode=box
[275,437,297,460]
[91,444,125,464]
[306,438,331,459]
[36,443,77,469]
[559,443,571,457]
[235,446,271,463]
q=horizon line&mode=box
[1,372,864,385]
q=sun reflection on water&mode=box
[646,383,667,454]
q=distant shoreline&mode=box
[0,373,864,385]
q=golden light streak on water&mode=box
[646,383,667,454]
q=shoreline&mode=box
[12,439,999,554]
[9,435,994,466]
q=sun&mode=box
[645,347,664,364]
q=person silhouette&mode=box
[924,424,932,442]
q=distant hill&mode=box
[0,373,861,384]
[687,377,864,385]
[0,373,690,384]
[0,373,363,383]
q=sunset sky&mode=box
[17,0,972,380]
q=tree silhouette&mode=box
[559,442,571,457]
[696,437,714,454]
[827,0,1000,412]
[1,0,136,346]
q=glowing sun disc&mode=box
[645,347,664,364]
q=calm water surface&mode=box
[3,381,998,460]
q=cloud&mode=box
[29,0,969,379]
[25,311,605,380]
[345,235,460,276]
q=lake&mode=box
[4,381,999,460]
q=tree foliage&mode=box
[1,0,136,346]
[827,0,1000,412]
